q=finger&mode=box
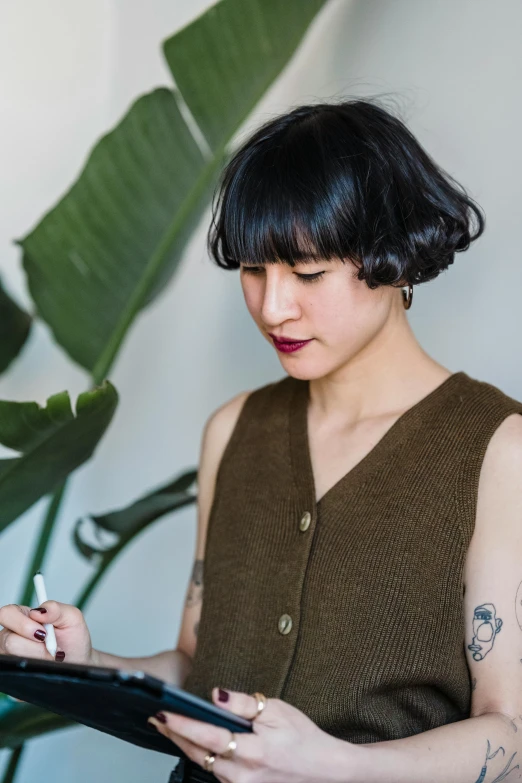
[212,687,267,723]
[147,711,233,756]
[148,718,198,756]
[148,718,235,783]
[0,605,52,649]
[0,629,55,660]
[27,600,83,630]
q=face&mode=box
[239,258,401,381]
[467,603,503,662]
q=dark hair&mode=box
[207,98,485,289]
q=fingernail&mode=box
[31,608,47,614]
[34,629,46,641]
[55,651,65,662]
[155,712,167,724]
[218,688,229,702]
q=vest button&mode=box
[299,511,311,531]
[278,614,293,635]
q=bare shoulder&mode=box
[464,411,522,581]
[475,412,522,526]
[202,389,253,461]
[482,410,522,460]
[175,389,252,662]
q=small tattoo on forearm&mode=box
[473,739,519,783]
[186,559,204,607]
[515,582,522,632]
[468,603,503,662]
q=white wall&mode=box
[0,0,354,780]
[1,0,521,780]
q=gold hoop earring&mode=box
[402,284,413,310]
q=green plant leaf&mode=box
[0,382,118,533]
[17,0,327,380]
[0,278,32,375]
[72,470,197,609]
[163,0,327,154]
[0,694,75,749]
[73,468,197,562]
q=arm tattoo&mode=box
[186,559,204,607]
[468,603,503,661]
[473,740,519,783]
[515,581,522,633]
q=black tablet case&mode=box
[0,654,252,759]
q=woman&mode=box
[2,99,522,783]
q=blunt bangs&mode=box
[207,98,485,289]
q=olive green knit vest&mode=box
[183,371,522,743]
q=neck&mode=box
[309,307,451,425]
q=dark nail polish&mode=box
[34,629,46,641]
[55,651,65,662]
[155,712,167,724]
[218,688,229,702]
[31,607,47,614]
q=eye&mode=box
[295,272,325,284]
[241,266,325,283]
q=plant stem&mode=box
[18,481,68,607]
[1,746,24,783]
[6,476,70,783]
[75,563,110,612]
[75,531,133,610]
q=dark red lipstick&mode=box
[268,334,313,353]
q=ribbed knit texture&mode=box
[183,371,522,743]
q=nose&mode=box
[260,267,301,327]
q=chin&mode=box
[280,360,333,382]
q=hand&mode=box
[0,601,94,665]
[147,687,352,783]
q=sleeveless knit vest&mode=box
[183,371,522,743]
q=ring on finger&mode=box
[220,732,237,759]
[251,691,267,719]
[203,752,215,772]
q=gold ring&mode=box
[251,692,267,719]
[220,732,237,759]
[203,752,215,771]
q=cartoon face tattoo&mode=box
[468,603,503,662]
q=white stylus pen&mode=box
[33,571,58,658]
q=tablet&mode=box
[0,654,252,758]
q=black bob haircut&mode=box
[207,98,485,289]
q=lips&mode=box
[268,333,313,354]
[268,334,311,344]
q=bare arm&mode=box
[90,648,192,685]
[327,413,522,783]
[91,390,251,687]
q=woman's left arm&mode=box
[149,413,522,783]
[339,412,522,782]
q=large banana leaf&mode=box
[163,0,326,154]
[0,278,31,375]
[17,0,327,380]
[0,382,118,532]
[72,469,197,609]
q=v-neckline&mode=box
[288,371,466,508]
